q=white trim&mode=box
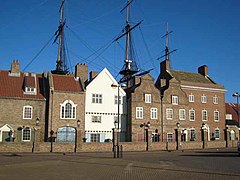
[166,108,173,120]
[23,106,33,119]
[189,109,195,121]
[150,108,157,119]
[181,85,226,92]
[60,100,77,119]
[179,109,186,120]
[22,127,31,142]
[136,107,143,119]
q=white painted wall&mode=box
[85,68,126,142]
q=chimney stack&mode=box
[198,65,208,76]
[89,71,98,81]
[75,63,88,84]
[11,59,20,74]
[160,59,170,73]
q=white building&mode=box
[84,68,126,142]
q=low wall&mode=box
[0,140,234,153]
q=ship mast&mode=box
[52,0,68,75]
[116,0,141,85]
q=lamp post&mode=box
[50,130,54,152]
[232,92,240,138]
[175,122,180,150]
[111,83,126,158]
[32,118,40,152]
[75,120,80,152]
[201,123,206,149]
[9,130,13,142]
[140,121,151,151]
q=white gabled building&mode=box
[84,68,126,142]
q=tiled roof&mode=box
[170,70,213,84]
[52,74,83,92]
[226,103,239,121]
[0,70,45,100]
[24,74,35,88]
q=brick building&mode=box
[47,63,86,142]
[0,60,47,143]
[225,103,239,140]
[125,74,161,142]
[156,59,226,142]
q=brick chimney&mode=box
[75,63,88,84]
[89,71,98,81]
[198,65,208,76]
[160,59,170,73]
[11,59,20,74]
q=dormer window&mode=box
[23,73,37,95]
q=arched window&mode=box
[57,126,76,142]
[60,100,77,119]
[22,127,31,141]
[23,106,33,119]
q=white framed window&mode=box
[151,108,157,119]
[202,110,208,121]
[91,115,101,123]
[214,110,219,121]
[172,96,178,105]
[23,106,33,119]
[145,94,152,103]
[60,100,77,119]
[90,134,100,142]
[189,94,194,102]
[114,95,122,105]
[22,127,31,142]
[179,109,186,120]
[167,133,173,142]
[92,94,102,104]
[201,95,207,103]
[190,129,196,141]
[213,96,218,104]
[166,108,173,120]
[189,109,195,121]
[215,128,220,139]
[136,107,143,119]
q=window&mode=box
[215,129,220,139]
[92,94,102,104]
[22,128,31,141]
[90,134,100,142]
[189,94,194,102]
[201,95,207,103]
[202,110,208,121]
[60,100,77,119]
[151,108,157,119]
[167,133,173,142]
[136,107,143,119]
[214,110,219,121]
[179,109,186,120]
[166,108,173,120]
[213,96,218,104]
[172,96,178,105]
[92,116,101,123]
[23,106,32,119]
[189,109,195,121]
[114,95,122,105]
[190,129,195,141]
[145,94,151,103]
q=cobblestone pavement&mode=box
[0,148,239,180]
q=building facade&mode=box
[0,60,46,143]
[84,68,126,142]
[156,60,226,142]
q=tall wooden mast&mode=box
[52,0,68,75]
[117,0,141,85]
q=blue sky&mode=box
[0,0,239,102]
